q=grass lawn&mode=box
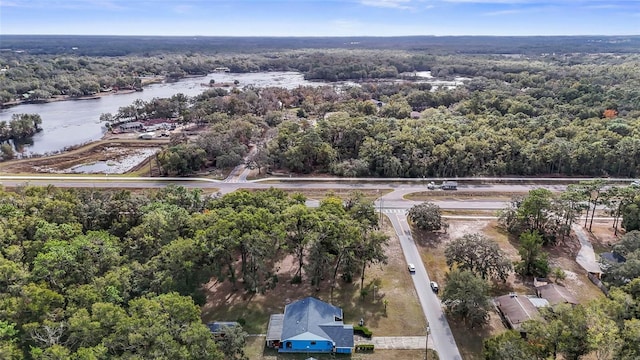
[201,215,426,355]
[247,188,393,202]
[246,336,438,360]
[404,191,523,202]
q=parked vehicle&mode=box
[441,181,458,190]
[430,281,439,293]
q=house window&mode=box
[310,341,316,345]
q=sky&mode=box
[1,0,639,36]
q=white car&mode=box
[631,180,640,187]
[430,281,439,293]
[408,263,416,273]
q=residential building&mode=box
[266,297,354,354]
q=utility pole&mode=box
[425,325,430,360]
[378,189,383,225]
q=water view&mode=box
[0,72,342,155]
[0,71,462,155]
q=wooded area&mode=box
[0,185,386,359]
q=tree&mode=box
[483,330,541,360]
[407,202,448,232]
[605,186,640,235]
[622,195,640,232]
[576,179,607,232]
[216,324,248,360]
[444,233,513,282]
[441,270,491,328]
[515,231,549,277]
[528,305,590,360]
[0,143,14,161]
[283,205,318,281]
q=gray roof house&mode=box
[495,293,541,331]
[266,297,354,354]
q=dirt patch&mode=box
[588,219,621,253]
[0,141,164,174]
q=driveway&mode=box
[387,212,462,360]
[573,224,602,274]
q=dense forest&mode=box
[85,51,640,178]
[0,185,386,359]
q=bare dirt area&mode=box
[413,219,605,360]
[588,219,623,253]
[202,216,426,357]
[0,140,165,174]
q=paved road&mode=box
[387,212,462,360]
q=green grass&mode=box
[245,335,435,360]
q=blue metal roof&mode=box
[281,297,353,346]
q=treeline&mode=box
[2,35,640,56]
[4,47,640,104]
[0,185,386,358]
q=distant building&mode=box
[266,297,354,354]
[118,121,144,132]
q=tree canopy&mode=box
[0,185,386,358]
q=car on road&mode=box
[408,263,416,273]
[430,281,439,293]
[427,181,436,190]
[631,180,640,187]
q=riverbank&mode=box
[1,76,166,109]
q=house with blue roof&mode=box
[266,297,354,354]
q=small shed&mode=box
[600,252,626,265]
[207,321,240,339]
[536,284,579,306]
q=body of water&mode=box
[0,72,335,155]
[1,71,464,155]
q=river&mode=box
[0,72,339,155]
[0,71,464,155]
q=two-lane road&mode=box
[387,212,462,360]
